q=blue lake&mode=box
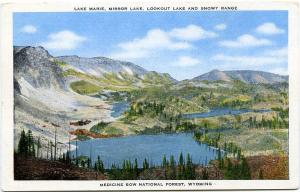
[72,133,219,169]
[111,102,130,118]
[182,108,271,119]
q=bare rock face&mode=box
[56,55,148,77]
[14,46,66,89]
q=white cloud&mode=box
[118,29,191,51]
[211,46,288,72]
[214,23,227,31]
[264,46,287,57]
[21,25,37,34]
[41,30,86,50]
[256,22,285,35]
[269,67,288,75]
[175,56,201,67]
[110,25,217,60]
[212,54,285,67]
[169,25,217,41]
[111,29,190,60]
[219,34,272,48]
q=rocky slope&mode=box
[14,46,65,90]
[13,46,112,154]
[56,55,148,77]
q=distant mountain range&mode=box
[192,69,288,84]
[14,46,288,91]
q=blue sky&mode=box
[14,11,288,80]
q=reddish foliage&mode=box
[69,129,122,139]
[246,155,288,179]
[70,120,91,126]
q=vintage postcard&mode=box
[0,0,299,191]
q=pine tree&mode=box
[133,158,138,178]
[18,129,28,156]
[178,152,184,179]
[36,137,41,158]
[94,162,97,171]
[50,141,53,160]
[80,158,86,168]
[142,158,149,170]
[46,140,49,159]
[67,133,71,165]
[162,154,167,168]
[179,152,184,167]
[95,155,104,172]
[168,154,176,179]
[89,144,93,169]
[87,157,91,169]
[26,130,35,157]
[217,149,222,168]
[75,139,78,166]
[185,153,194,179]
[54,128,57,160]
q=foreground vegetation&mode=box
[15,129,288,180]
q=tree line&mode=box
[248,113,288,129]
[17,129,251,180]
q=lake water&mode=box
[182,108,271,119]
[72,133,219,169]
[111,102,130,118]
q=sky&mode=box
[14,11,288,80]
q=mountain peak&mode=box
[193,69,231,82]
[14,46,51,59]
[14,45,65,89]
[210,69,221,73]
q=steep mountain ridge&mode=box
[56,55,148,78]
[55,55,177,91]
